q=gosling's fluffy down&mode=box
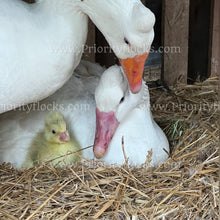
[23,112,81,168]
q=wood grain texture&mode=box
[162,0,190,86]
[210,0,220,77]
[188,0,212,83]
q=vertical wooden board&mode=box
[82,19,96,62]
[145,0,162,50]
[95,28,117,67]
[210,0,220,77]
[188,0,212,83]
[162,0,190,86]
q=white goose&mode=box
[0,0,155,113]
[0,61,169,168]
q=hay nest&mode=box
[0,77,219,219]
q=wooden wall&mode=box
[162,0,189,86]
[162,0,219,85]
[209,0,220,77]
[188,0,212,83]
[95,28,117,67]
[20,0,220,85]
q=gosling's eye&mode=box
[119,97,125,104]
[52,130,56,134]
[124,37,130,46]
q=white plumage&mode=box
[0,0,155,113]
[0,61,169,168]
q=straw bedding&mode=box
[0,77,219,219]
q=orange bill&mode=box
[119,52,149,94]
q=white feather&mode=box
[0,61,169,168]
[0,0,155,113]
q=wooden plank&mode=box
[145,0,162,50]
[209,0,220,77]
[162,0,190,86]
[82,19,96,62]
[95,28,117,67]
[188,0,212,83]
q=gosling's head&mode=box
[44,112,70,144]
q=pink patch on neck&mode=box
[93,108,119,159]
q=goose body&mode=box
[0,61,169,168]
[0,0,155,113]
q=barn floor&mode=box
[0,77,219,219]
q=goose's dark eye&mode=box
[52,130,56,134]
[124,37,130,46]
[119,97,125,104]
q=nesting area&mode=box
[0,77,219,219]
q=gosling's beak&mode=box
[93,108,119,159]
[59,131,70,143]
[119,52,149,94]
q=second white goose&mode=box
[0,61,169,168]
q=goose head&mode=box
[80,0,155,93]
[94,65,146,159]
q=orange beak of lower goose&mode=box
[119,52,149,94]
